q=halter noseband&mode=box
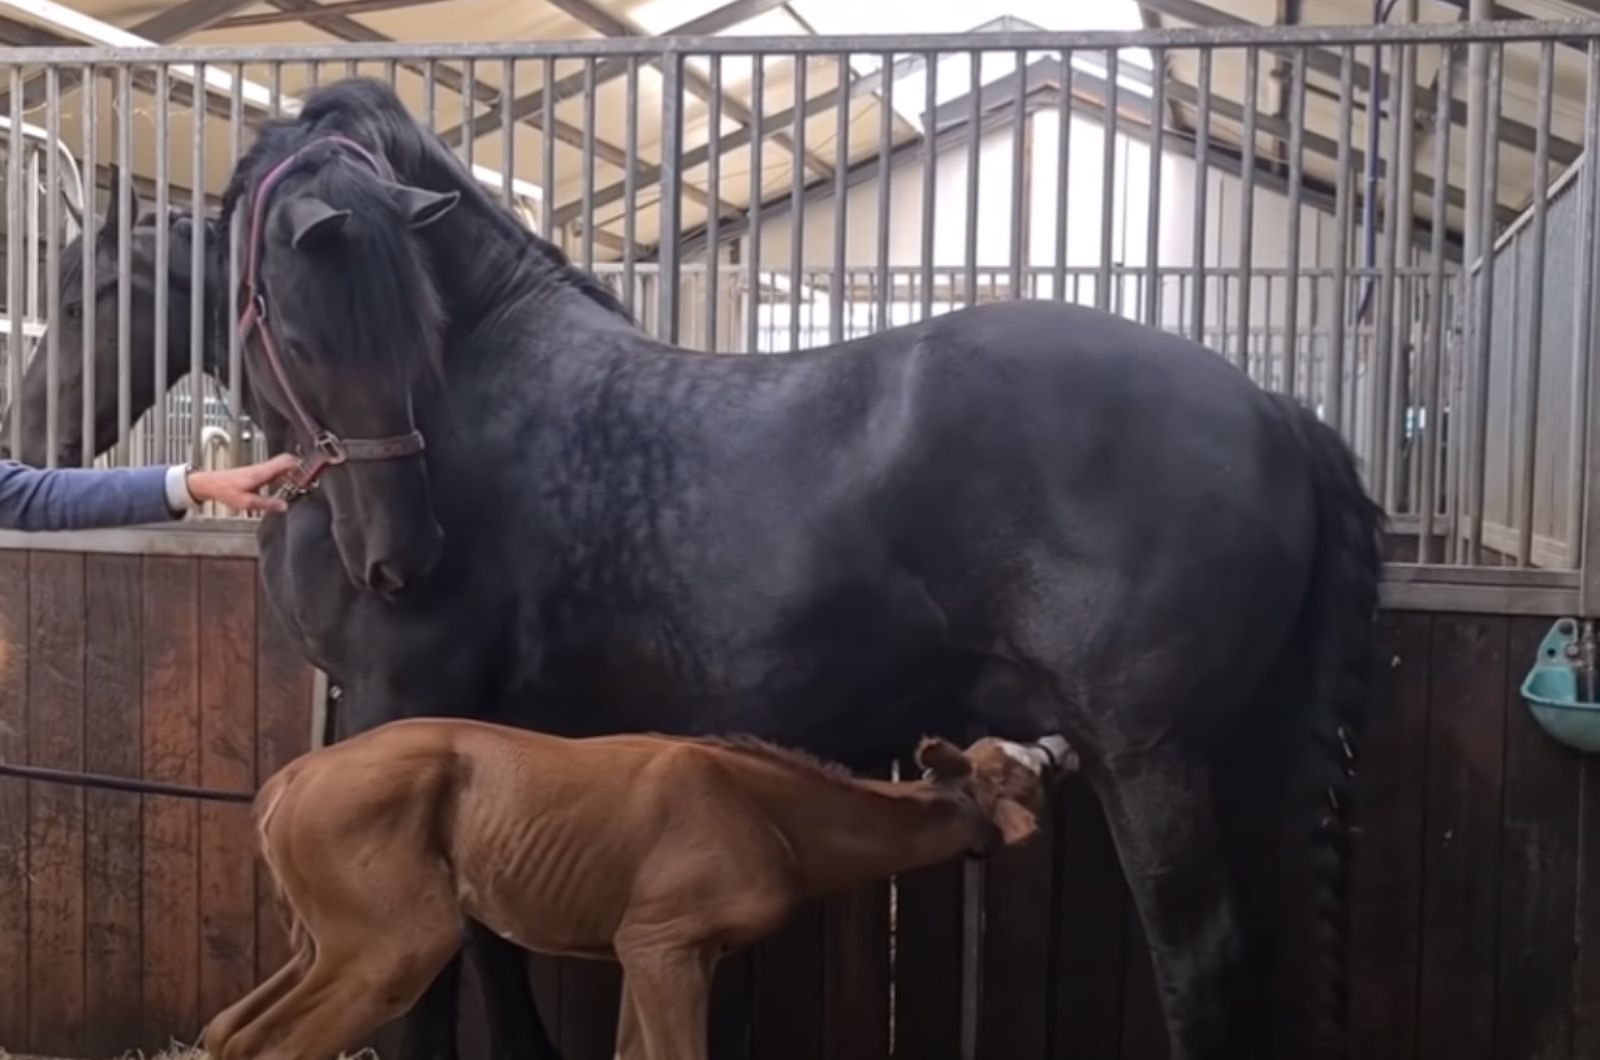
[237,133,427,502]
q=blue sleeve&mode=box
[0,462,179,532]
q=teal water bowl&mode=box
[1520,618,1600,752]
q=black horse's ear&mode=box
[389,184,459,230]
[98,164,142,244]
[284,197,350,250]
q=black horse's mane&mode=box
[224,78,631,326]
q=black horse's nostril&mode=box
[366,561,408,597]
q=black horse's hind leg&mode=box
[1094,749,1253,1060]
[465,920,564,1060]
[398,951,463,1060]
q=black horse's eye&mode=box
[63,302,82,321]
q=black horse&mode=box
[214,78,1380,1060]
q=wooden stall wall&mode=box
[0,548,1595,1060]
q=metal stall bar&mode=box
[1144,47,1163,327]
[153,63,169,465]
[78,63,95,465]
[919,52,936,321]
[875,51,892,331]
[830,52,847,344]
[659,51,683,345]
[1189,47,1210,343]
[1009,48,1026,303]
[1515,39,1553,567]
[1097,48,1117,314]
[43,66,59,468]
[790,54,807,349]
[541,55,555,239]
[190,59,207,468]
[1284,48,1305,400]
[581,57,596,272]
[1236,45,1257,374]
[1569,44,1600,566]
[1418,44,1454,563]
[964,50,980,310]
[747,55,764,351]
[624,57,638,316]
[1467,44,1503,565]
[1385,23,1418,514]
[228,62,244,467]
[1329,47,1353,435]
[501,59,515,212]
[5,64,18,462]
[1372,39,1402,509]
[1053,49,1070,303]
[708,54,724,351]
[114,65,130,459]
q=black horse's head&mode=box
[2,177,220,466]
[226,131,458,598]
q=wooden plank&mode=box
[977,799,1055,1060]
[558,957,621,1060]
[254,583,313,979]
[1349,611,1431,1060]
[891,861,963,1059]
[709,948,754,1060]
[1050,781,1129,1059]
[198,558,259,1025]
[1417,614,1508,1060]
[0,550,29,1045]
[822,881,891,1060]
[142,556,202,1048]
[1575,741,1600,1056]
[83,554,145,1055]
[751,901,826,1060]
[26,550,86,1057]
[1493,615,1580,1060]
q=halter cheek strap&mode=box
[237,133,426,501]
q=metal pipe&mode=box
[1144,47,1163,326]
[581,57,596,273]
[1373,39,1403,509]
[1285,48,1306,401]
[1236,46,1257,372]
[1009,48,1026,302]
[228,62,244,467]
[501,59,515,212]
[43,66,59,468]
[1097,48,1117,314]
[1329,46,1354,434]
[5,64,19,461]
[745,57,763,351]
[154,62,170,464]
[964,50,980,309]
[190,60,207,469]
[541,55,555,238]
[1568,42,1600,565]
[1053,50,1071,303]
[1388,7,1418,512]
[831,52,848,344]
[1189,47,1211,343]
[875,51,893,331]
[708,53,724,351]
[79,63,96,466]
[919,52,936,321]
[779,55,805,349]
[114,65,130,461]
[1514,40,1554,567]
[623,58,637,314]
[659,52,684,344]
[1467,43,1502,565]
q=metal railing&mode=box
[0,21,1590,600]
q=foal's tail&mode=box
[1222,397,1383,1059]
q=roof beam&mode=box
[220,0,454,30]
[438,0,790,148]
[130,0,265,38]
[1134,0,1580,164]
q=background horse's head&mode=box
[2,177,221,466]
[225,131,457,597]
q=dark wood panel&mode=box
[26,551,86,1057]
[1050,782,1129,1060]
[198,558,259,1026]
[709,948,754,1060]
[1349,610,1431,1060]
[1493,616,1581,1060]
[1119,906,1168,1060]
[978,801,1055,1060]
[142,555,202,1048]
[823,882,891,1060]
[1417,614,1509,1060]
[892,861,963,1059]
[83,554,145,1055]
[0,550,30,1046]
[254,578,313,979]
[557,958,621,1060]
[751,902,826,1060]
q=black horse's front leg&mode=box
[465,920,564,1060]
[397,952,464,1060]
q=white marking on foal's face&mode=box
[996,739,1048,776]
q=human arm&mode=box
[0,454,297,532]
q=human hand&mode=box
[185,453,300,514]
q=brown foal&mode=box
[202,719,1074,1060]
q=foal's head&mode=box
[915,736,1054,855]
[229,132,458,598]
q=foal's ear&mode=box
[390,185,460,230]
[992,798,1039,847]
[916,737,973,781]
[284,197,351,250]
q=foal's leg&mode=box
[613,975,643,1060]
[203,948,312,1058]
[1095,750,1251,1060]
[465,920,564,1060]
[616,943,716,1060]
